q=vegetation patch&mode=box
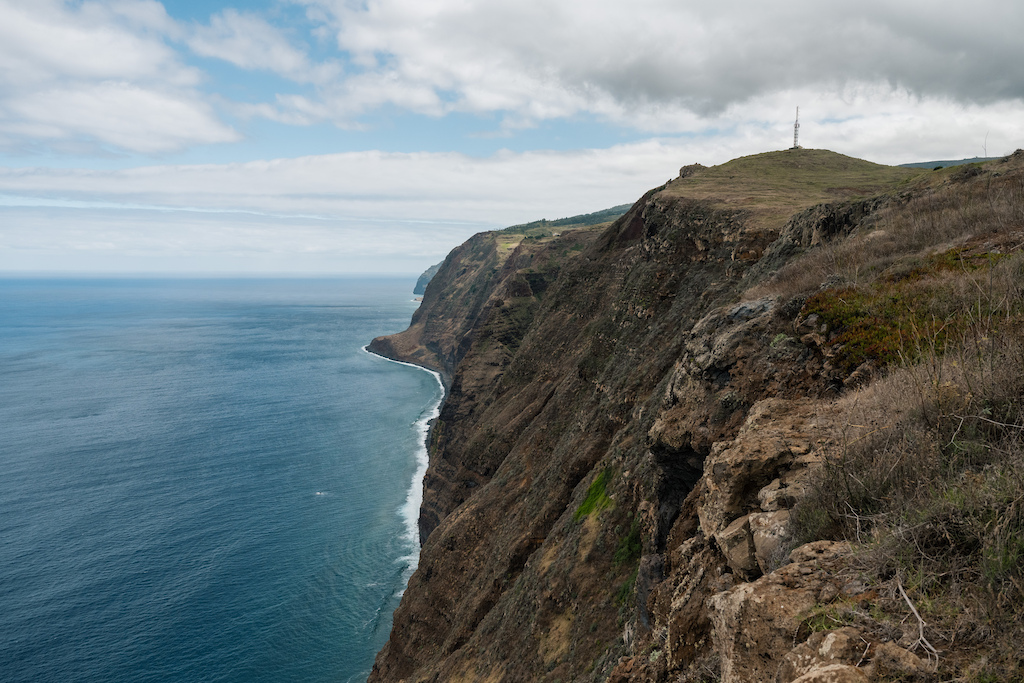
[750,153,1024,303]
[793,297,1024,678]
[801,249,1024,374]
[614,567,638,608]
[799,601,858,635]
[502,204,631,236]
[613,518,642,566]
[786,176,1024,675]
[574,468,613,520]
[662,148,924,232]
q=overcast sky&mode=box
[1,0,1022,274]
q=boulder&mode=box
[697,399,819,539]
[714,515,759,580]
[777,627,867,681]
[709,541,851,683]
[750,509,793,573]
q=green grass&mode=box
[799,601,857,634]
[614,568,638,607]
[613,518,642,566]
[501,204,631,236]
[574,468,613,520]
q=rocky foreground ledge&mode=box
[368,149,1024,682]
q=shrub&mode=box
[793,298,1024,677]
[613,519,642,566]
[749,159,1024,302]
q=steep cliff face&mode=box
[368,149,1024,682]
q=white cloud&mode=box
[290,0,1024,129]
[0,0,188,85]
[0,206,467,274]
[187,9,340,84]
[6,82,237,153]
[1,95,1022,273]
[3,98,1021,224]
[2,0,1020,153]
[0,144,678,226]
[0,0,236,153]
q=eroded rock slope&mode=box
[367,149,1024,682]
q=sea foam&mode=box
[362,348,445,586]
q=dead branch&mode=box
[896,575,940,666]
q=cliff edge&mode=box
[370,149,1024,682]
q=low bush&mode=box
[613,518,642,566]
[753,156,1024,302]
[792,244,1024,678]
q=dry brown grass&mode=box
[793,260,1024,679]
[752,155,1024,302]
[734,154,1024,680]
[662,148,923,233]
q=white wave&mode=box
[361,345,445,586]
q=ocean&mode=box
[0,277,443,683]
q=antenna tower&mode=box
[792,106,800,149]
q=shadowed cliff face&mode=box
[367,150,1024,682]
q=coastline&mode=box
[362,345,446,572]
[364,335,452,394]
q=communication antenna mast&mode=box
[792,106,801,149]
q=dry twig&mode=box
[896,576,940,666]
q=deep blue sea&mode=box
[0,277,443,683]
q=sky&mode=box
[1,0,1022,275]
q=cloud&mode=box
[0,0,236,154]
[0,0,187,85]
[2,97,1022,274]
[0,143,681,226]
[187,9,341,84]
[3,97,1021,225]
[6,82,237,153]
[1,0,1019,153]
[291,0,1024,129]
[0,206,470,274]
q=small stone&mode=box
[818,582,840,604]
[843,361,875,389]
[840,579,867,598]
[866,642,931,679]
[801,332,825,348]
[713,572,736,593]
[795,313,821,335]
[790,663,869,683]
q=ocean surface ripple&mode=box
[0,278,442,683]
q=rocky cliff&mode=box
[368,149,1024,682]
